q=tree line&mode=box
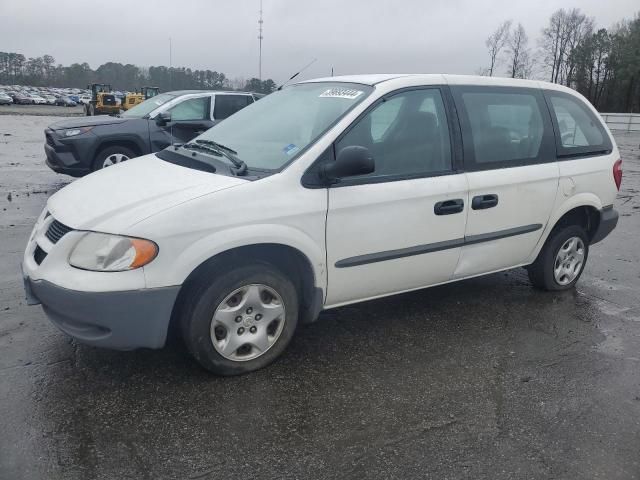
[0,53,277,94]
[482,9,640,112]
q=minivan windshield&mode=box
[193,82,373,171]
[121,93,175,118]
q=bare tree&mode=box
[485,20,512,76]
[562,13,594,86]
[507,23,530,78]
[540,8,594,85]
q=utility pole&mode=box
[258,0,263,80]
[169,37,172,89]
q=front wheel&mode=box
[180,263,299,375]
[527,225,589,291]
[93,145,135,171]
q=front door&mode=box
[325,88,468,306]
[450,86,559,278]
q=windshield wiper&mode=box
[195,139,247,176]
[195,139,237,154]
[182,142,223,156]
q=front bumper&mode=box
[44,128,93,177]
[24,274,180,350]
[591,205,619,244]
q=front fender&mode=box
[143,223,327,291]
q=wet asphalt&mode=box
[0,114,639,480]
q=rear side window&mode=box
[456,88,551,168]
[214,95,253,120]
[545,92,612,157]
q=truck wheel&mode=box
[527,225,589,291]
[93,146,136,170]
[180,262,299,375]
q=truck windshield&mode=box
[193,82,373,171]
[121,93,175,118]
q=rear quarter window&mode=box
[545,91,612,157]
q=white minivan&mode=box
[22,74,621,375]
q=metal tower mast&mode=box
[258,0,264,80]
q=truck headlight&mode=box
[69,232,158,271]
[63,126,94,137]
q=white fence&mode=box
[600,113,640,132]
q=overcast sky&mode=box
[1,0,638,83]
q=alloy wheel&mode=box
[553,236,585,285]
[102,153,130,168]
[210,284,286,361]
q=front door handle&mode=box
[472,194,499,210]
[434,199,464,215]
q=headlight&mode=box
[63,126,94,137]
[69,232,158,272]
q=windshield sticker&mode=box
[283,144,300,155]
[319,88,364,100]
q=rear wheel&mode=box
[527,225,589,291]
[93,146,136,171]
[180,262,299,375]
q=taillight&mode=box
[613,159,622,190]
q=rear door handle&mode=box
[472,194,499,210]
[434,199,464,215]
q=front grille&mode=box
[45,134,55,146]
[45,219,73,244]
[34,245,47,265]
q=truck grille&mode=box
[45,219,73,244]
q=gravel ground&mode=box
[1,114,639,480]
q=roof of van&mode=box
[165,90,254,96]
[298,74,574,93]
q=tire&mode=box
[180,262,299,375]
[527,224,589,291]
[93,145,136,171]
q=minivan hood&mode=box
[47,154,247,232]
[49,115,130,130]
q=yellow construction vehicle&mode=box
[121,86,161,111]
[85,83,120,116]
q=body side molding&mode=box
[335,224,543,268]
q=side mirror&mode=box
[321,146,375,182]
[155,112,171,126]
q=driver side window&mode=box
[168,96,210,121]
[336,89,452,179]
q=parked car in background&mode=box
[68,95,80,103]
[0,93,13,105]
[24,75,620,375]
[42,95,57,105]
[14,93,33,105]
[78,95,91,105]
[44,90,258,176]
[55,96,77,107]
[29,94,47,105]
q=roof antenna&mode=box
[277,58,317,90]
